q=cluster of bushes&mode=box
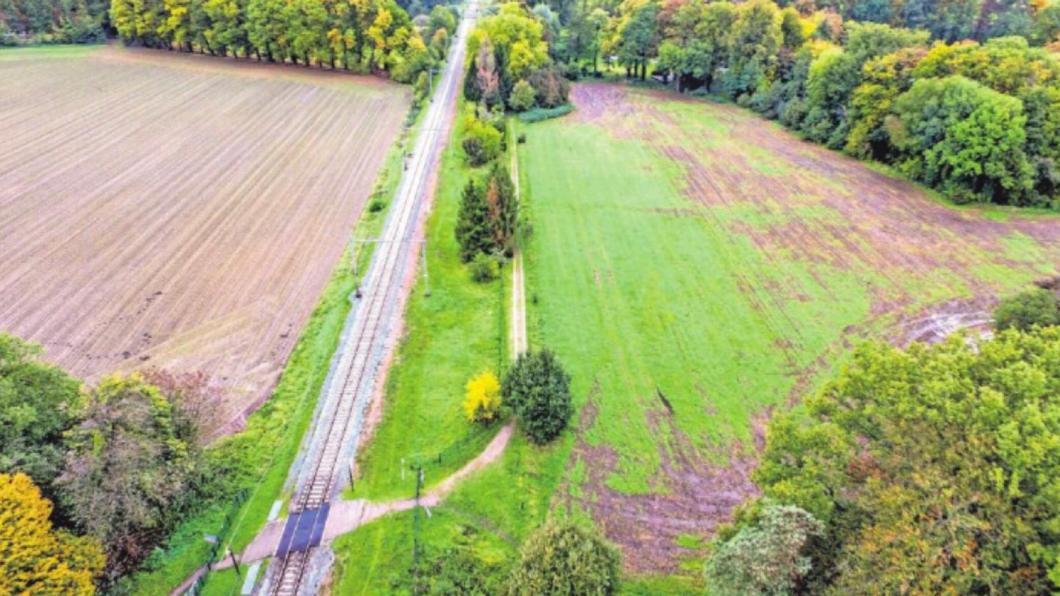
[994,283,1060,330]
[455,106,519,287]
[108,0,457,83]
[461,105,506,166]
[0,333,212,590]
[397,519,621,595]
[463,350,572,445]
[707,317,1060,592]
[517,103,574,122]
[455,159,518,262]
[0,0,107,45]
[463,2,571,113]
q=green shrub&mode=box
[392,535,506,594]
[455,164,518,262]
[994,287,1059,331]
[706,505,823,596]
[462,113,502,166]
[502,350,571,444]
[506,520,620,595]
[509,79,537,112]
[527,66,571,108]
[517,104,574,123]
[469,253,498,283]
[0,334,81,501]
[747,328,1060,593]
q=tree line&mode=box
[706,293,1060,594]
[552,0,1060,70]
[545,0,1060,207]
[107,0,458,83]
[0,0,108,44]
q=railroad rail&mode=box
[265,2,478,594]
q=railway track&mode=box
[267,2,478,594]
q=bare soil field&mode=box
[522,83,1060,574]
[0,47,410,436]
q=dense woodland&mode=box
[0,335,215,590]
[539,0,1060,206]
[109,0,457,82]
[0,0,108,43]
[710,318,1060,593]
[3,0,456,86]
[450,0,1060,207]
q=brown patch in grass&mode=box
[568,394,759,575]
[560,83,1060,573]
[575,81,1058,380]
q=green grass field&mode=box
[512,82,1059,575]
[331,82,1059,590]
[0,43,102,60]
[346,120,508,501]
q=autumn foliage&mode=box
[0,473,104,595]
[463,371,501,424]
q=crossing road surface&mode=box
[260,2,480,594]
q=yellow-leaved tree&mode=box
[0,473,104,595]
[463,372,501,423]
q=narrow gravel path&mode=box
[510,138,528,357]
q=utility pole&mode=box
[228,548,242,578]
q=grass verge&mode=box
[332,102,576,591]
[0,43,102,60]
[346,99,507,503]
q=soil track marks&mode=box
[0,48,409,436]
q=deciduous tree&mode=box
[994,287,1060,330]
[463,371,501,423]
[706,504,823,596]
[506,520,620,595]
[58,374,203,581]
[0,334,81,504]
[0,473,104,595]
[746,328,1060,593]
[893,75,1034,204]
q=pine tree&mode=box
[485,162,518,256]
[455,177,494,262]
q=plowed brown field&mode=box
[0,47,409,435]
